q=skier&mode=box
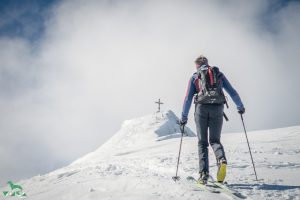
[180,55,245,184]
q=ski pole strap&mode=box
[223,112,229,121]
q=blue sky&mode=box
[0,0,299,186]
[0,0,58,41]
[0,0,297,41]
[259,0,299,33]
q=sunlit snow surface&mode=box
[2,111,299,200]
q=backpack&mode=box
[195,66,226,104]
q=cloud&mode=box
[0,0,299,184]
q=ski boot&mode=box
[197,171,209,185]
[217,158,227,183]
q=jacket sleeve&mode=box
[222,74,244,110]
[181,76,197,121]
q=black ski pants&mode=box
[194,104,226,174]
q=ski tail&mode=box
[208,179,248,199]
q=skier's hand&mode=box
[179,119,187,126]
[238,107,245,115]
[179,119,187,132]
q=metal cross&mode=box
[155,98,164,113]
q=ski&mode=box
[208,180,247,199]
[186,176,220,193]
[187,176,248,199]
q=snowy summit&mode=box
[2,111,300,200]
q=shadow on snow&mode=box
[230,183,300,191]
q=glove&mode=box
[179,118,187,126]
[238,107,245,114]
[179,119,187,133]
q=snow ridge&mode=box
[3,112,300,200]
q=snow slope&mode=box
[1,110,300,200]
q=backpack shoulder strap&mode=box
[211,66,224,78]
[211,66,219,73]
[196,68,206,79]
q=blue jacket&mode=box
[181,66,244,122]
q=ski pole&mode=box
[172,125,185,182]
[240,114,258,181]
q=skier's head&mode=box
[195,55,208,69]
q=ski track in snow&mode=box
[1,111,300,200]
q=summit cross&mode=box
[155,98,164,113]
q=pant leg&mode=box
[194,104,209,173]
[208,104,226,161]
